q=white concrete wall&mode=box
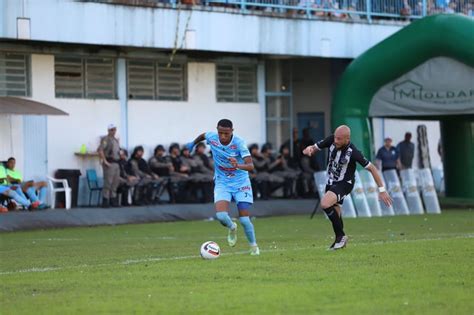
[24,56,262,177]
[128,62,262,159]
[0,0,403,59]
[372,118,442,168]
[0,115,23,164]
[30,54,122,178]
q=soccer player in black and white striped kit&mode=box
[303,125,392,250]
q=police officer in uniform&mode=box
[98,124,121,207]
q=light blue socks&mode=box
[216,211,235,229]
[6,190,31,207]
[39,186,48,204]
[25,186,47,204]
[26,187,39,202]
[216,212,257,246]
[239,216,257,246]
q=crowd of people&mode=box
[375,132,416,172]
[155,0,473,19]
[116,140,320,206]
[113,143,214,207]
[99,125,320,208]
[0,126,425,212]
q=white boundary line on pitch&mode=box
[1,234,473,276]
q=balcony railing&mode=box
[89,0,474,23]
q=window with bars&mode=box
[0,53,30,97]
[55,56,116,99]
[216,64,257,103]
[127,60,187,101]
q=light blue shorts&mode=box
[214,179,253,204]
[0,185,10,194]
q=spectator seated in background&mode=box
[0,163,38,211]
[465,3,474,16]
[262,142,295,198]
[271,145,300,198]
[129,146,165,205]
[400,0,412,16]
[298,151,318,198]
[300,128,315,151]
[149,144,188,204]
[249,143,272,200]
[0,187,7,212]
[288,128,318,197]
[5,157,48,209]
[249,144,285,199]
[192,143,214,203]
[193,142,214,173]
[168,143,192,203]
[289,127,302,160]
[149,145,177,204]
[118,149,140,206]
[181,146,213,203]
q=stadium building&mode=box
[0,0,472,204]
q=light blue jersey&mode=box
[205,131,253,203]
[205,131,251,187]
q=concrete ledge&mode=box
[0,199,318,232]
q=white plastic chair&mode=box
[47,176,72,210]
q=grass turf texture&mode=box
[1,210,473,314]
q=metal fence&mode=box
[155,0,473,22]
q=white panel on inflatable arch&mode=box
[351,171,372,217]
[360,170,394,216]
[383,170,410,215]
[417,168,442,214]
[400,169,424,215]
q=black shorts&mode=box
[325,181,354,205]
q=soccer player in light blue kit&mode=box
[186,119,260,256]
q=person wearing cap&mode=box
[192,143,214,203]
[260,142,286,196]
[375,137,400,172]
[129,145,165,205]
[167,143,192,202]
[248,143,274,200]
[117,148,140,206]
[98,124,121,207]
[181,146,213,203]
[148,144,185,204]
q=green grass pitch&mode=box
[1,210,473,314]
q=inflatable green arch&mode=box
[331,14,474,198]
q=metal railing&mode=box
[201,0,473,22]
[90,0,474,22]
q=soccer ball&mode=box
[200,241,220,260]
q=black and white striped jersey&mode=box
[315,135,371,185]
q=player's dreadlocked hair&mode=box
[217,119,233,129]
